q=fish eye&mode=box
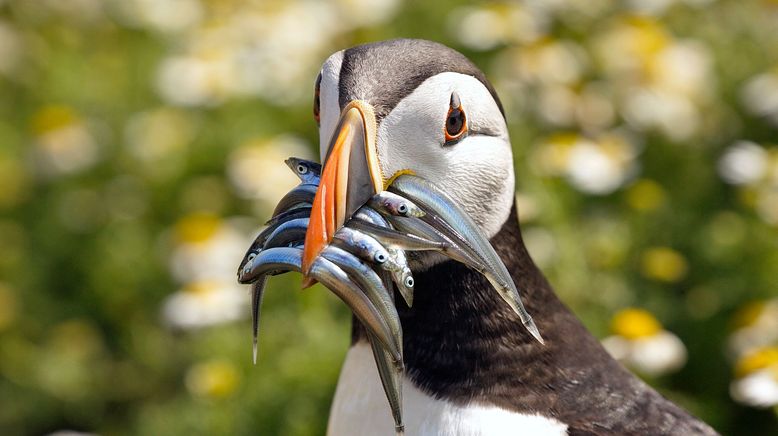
[297,164,308,175]
[374,252,387,264]
[404,277,414,288]
[444,91,467,145]
[247,253,257,262]
[397,204,408,215]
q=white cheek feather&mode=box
[377,72,515,239]
[319,50,344,161]
[327,343,568,436]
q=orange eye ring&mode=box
[444,91,467,144]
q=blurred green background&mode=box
[2,0,778,435]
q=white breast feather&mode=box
[327,343,568,436]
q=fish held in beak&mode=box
[302,102,382,276]
[389,174,544,345]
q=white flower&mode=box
[533,131,638,195]
[0,21,21,77]
[114,0,203,34]
[718,141,769,186]
[226,135,313,205]
[603,332,687,377]
[168,215,247,285]
[602,308,687,377]
[741,71,778,125]
[162,280,246,329]
[621,86,700,141]
[730,369,778,408]
[335,0,401,28]
[30,106,100,178]
[449,5,545,51]
[730,346,778,408]
[728,300,778,358]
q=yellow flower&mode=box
[30,105,79,135]
[611,308,663,339]
[186,359,240,399]
[732,301,768,330]
[175,213,221,244]
[641,246,688,282]
[626,179,666,212]
[735,347,778,378]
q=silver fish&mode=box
[265,205,311,226]
[388,247,414,307]
[284,157,321,185]
[239,247,401,362]
[271,184,318,218]
[368,191,425,217]
[368,332,405,436]
[250,275,268,365]
[354,205,390,227]
[237,248,303,363]
[320,245,402,362]
[238,246,303,284]
[348,219,446,252]
[308,256,402,362]
[339,217,414,307]
[387,215,486,272]
[240,211,310,274]
[389,174,543,344]
[333,227,401,272]
[263,218,309,249]
[321,246,405,434]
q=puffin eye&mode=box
[297,164,308,175]
[444,91,467,144]
[313,73,322,126]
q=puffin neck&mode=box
[351,204,624,409]
[347,204,718,434]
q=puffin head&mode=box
[303,39,515,273]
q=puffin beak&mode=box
[302,101,383,277]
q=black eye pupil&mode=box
[298,165,307,174]
[447,109,464,136]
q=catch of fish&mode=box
[237,157,542,435]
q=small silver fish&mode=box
[333,227,401,272]
[238,246,303,284]
[335,223,414,307]
[250,275,268,365]
[348,219,445,252]
[237,247,303,363]
[368,332,405,435]
[308,256,402,362]
[320,245,403,361]
[263,217,309,250]
[265,205,311,226]
[368,191,425,218]
[239,247,401,363]
[351,207,416,306]
[240,211,309,273]
[387,247,414,307]
[284,157,321,185]
[390,174,543,344]
[271,184,318,218]
[387,215,486,271]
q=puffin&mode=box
[303,39,718,436]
